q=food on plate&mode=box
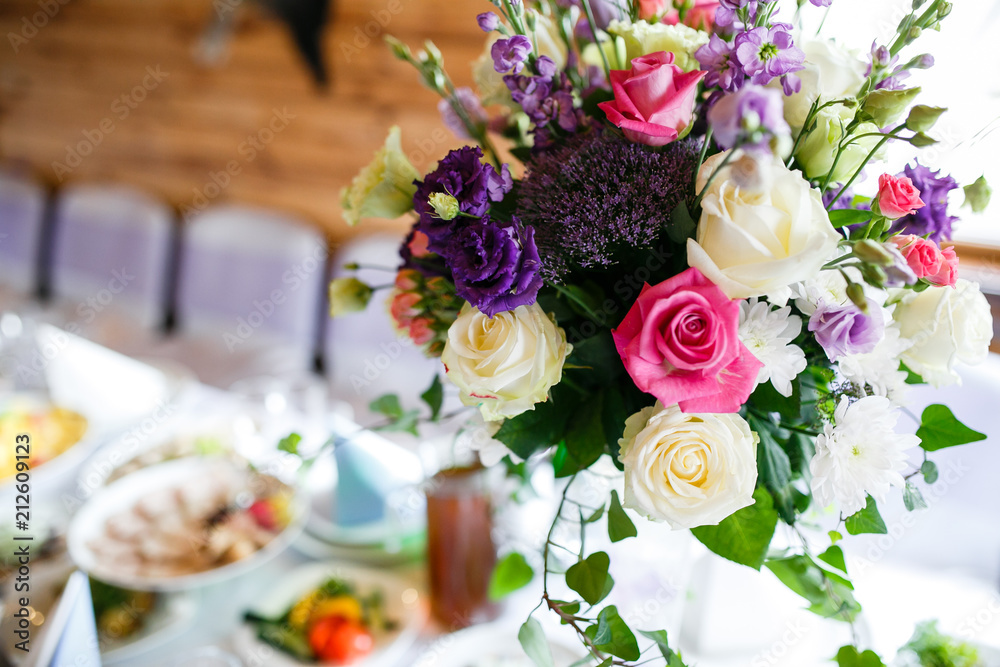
[90,578,157,643]
[0,404,87,480]
[105,433,230,484]
[246,576,394,664]
[87,464,294,579]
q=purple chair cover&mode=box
[0,169,46,294]
[51,184,173,329]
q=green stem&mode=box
[825,124,905,211]
[546,281,604,324]
[692,149,736,210]
[694,127,713,193]
[581,0,612,81]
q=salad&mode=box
[246,577,395,664]
[0,404,87,480]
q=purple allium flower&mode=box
[734,25,805,86]
[477,12,500,32]
[438,88,489,140]
[413,147,513,252]
[696,34,744,92]
[516,130,698,281]
[445,218,543,316]
[708,84,790,152]
[491,36,532,74]
[808,299,884,361]
[890,162,960,241]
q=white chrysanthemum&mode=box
[810,396,919,515]
[837,315,912,404]
[738,298,807,397]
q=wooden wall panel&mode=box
[0,0,487,240]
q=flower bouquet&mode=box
[335,0,994,663]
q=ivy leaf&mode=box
[369,394,404,419]
[765,555,862,622]
[277,432,302,455]
[488,552,534,601]
[495,398,570,460]
[551,600,581,624]
[420,375,443,421]
[749,379,801,421]
[750,415,792,496]
[916,404,986,452]
[583,505,605,524]
[607,490,637,543]
[558,393,608,476]
[586,606,640,661]
[828,208,872,228]
[835,645,886,667]
[691,487,778,570]
[638,629,688,665]
[667,200,697,243]
[903,482,928,511]
[845,496,887,535]
[565,552,613,606]
[921,460,939,484]
[517,618,555,667]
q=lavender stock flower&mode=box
[446,219,543,316]
[715,0,757,29]
[734,25,805,87]
[808,299,884,361]
[438,87,488,139]
[708,84,790,153]
[492,36,532,74]
[890,162,960,241]
[696,34,744,92]
[477,12,500,32]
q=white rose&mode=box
[442,302,571,421]
[607,19,709,72]
[777,38,867,130]
[618,402,758,530]
[687,151,841,301]
[794,106,882,183]
[894,280,993,387]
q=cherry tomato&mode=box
[308,616,374,664]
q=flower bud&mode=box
[963,175,992,213]
[428,192,460,220]
[385,36,412,62]
[477,12,500,32]
[872,45,891,68]
[863,87,922,127]
[909,132,938,147]
[938,2,952,18]
[329,278,374,317]
[854,239,896,266]
[908,26,922,40]
[846,282,869,313]
[905,105,946,132]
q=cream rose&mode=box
[442,302,571,422]
[776,38,867,130]
[687,152,841,301]
[340,126,420,226]
[894,279,993,387]
[607,19,709,72]
[618,402,758,529]
[794,106,882,183]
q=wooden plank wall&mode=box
[0,0,487,240]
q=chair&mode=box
[48,184,174,350]
[164,204,328,387]
[0,169,47,307]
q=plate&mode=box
[232,561,426,667]
[415,620,587,667]
[67,457,307,591]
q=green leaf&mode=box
[583,505,605,524]
[667,200,697,243]
[828,208,872,228]
[277,432,302,455]
[829,530,843,544]
[607,490,637,543]
[371,409,421,437]
[921,460,939,484]
[518,618,555,667]
[420,375,443,421]
[369,394,403,419]
[749,379,801,420]
[845,496,887,535]
[817,545,848,576]
[495,398,570,460]
[765,555,861,622]
[900,362,926,385]
[691,487,778,570]
[489,552,534,601]
[835,645,886,667]
[750,416,792,496]
[551,600,581,624]
[587,606,640,661]
[565,552,613,606]
[903,482,927,511]
[558,394,608,475]
[916,404,987,452]
[638,629,688,665]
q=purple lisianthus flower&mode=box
[823,186,855,211]
[707,84,790,152]
[438,88,489,140]
[695,34,744,92]
[446,218,543,316]
[413,147,513,251]
[477,12,500,32]
[734,25,805,87]
[808,299,884,361]
[890,161,960,241]
[492,36,532,74]
[882,244,918,287]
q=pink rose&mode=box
[638,0,669,19]
[612,267,763,413]
[663,0,719,29]
[888,235,959,287]
[390,291,421,326]
[598,52,707,147]
[876,173,925,219]
[408,317,435,345]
